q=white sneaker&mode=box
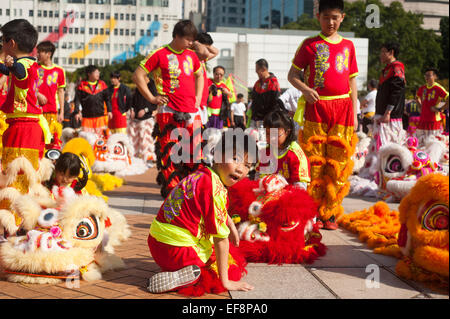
[147,265,201,293]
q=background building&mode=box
[0,0,183,72]
[247,0,315,29]
[206,0,247,32]
[208,27,368,98]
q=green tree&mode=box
[438,17,449,79]
[282,0,444,95]
[66,54,145,88]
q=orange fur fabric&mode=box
[338,201,402,258]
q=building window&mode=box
[140,29,144,36]
[154,14,158,21]
[68,58,73,65]
[43,26,47,33]
[49,11,53,18]
[154,30,158,37]
[147,14,151,21]
[49,26,53,32]
[106,29,110,35]
[80,58,85,65]
[95,12,99,19]
[89,28,93,35]
[114,13,118,20]
[120,29,124,36]
[81,27,85,34]
[69,28,73,34]
[75,27,78,34]
[95,28,99,35]
[125,29,129,36]
[55,11,59,18]
[141,14,145,21]
[162,0,169,7]
[89,12,93,19]
[114,29,118,35]
[131,14,135,21]
[29,10,34,17]
[101,13,104,19]
[54,58,58,64]
[43,10,47,17]
[100,28,104,35]
[126,14,130,20]
[120,13,124,20]
[38,26,42,32]
[38,10,42,17]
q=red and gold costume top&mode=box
[417,82,449,123]
[139,45,202,113]
[38,63,66,114]
[1,57,42,116]
[292,33,358,97]
[150,166,230,263]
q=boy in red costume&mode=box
[287,0,359,230]
[416,67,449,138]
[207,65,232,129]
[133,20,204,198]
[36,41,66,142]
[147,131,256,296]
[0,19,47,187]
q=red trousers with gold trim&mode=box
[1,117,45,193]
[298,98,357,221]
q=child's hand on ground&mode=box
[222,280,254,292]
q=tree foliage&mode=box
[282,0,446,94]
[66,54,145,89]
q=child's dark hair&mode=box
[213,130,258,165]
[85,65,98,77]
[0,19,38,54]
[55,152,81,177]
[255,58,269,70]
[424,67,439,77]
[368,79,378,89]
[196,32,213,45]
[381,41,400,59]
[111,71,121,79]
[237,93,244,99]
[172,20,197,39]
[319,0,344,13]
[263,110,296,149]
[36,41,56,58]
[213,65,225,73]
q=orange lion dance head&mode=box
[396,173,449,288]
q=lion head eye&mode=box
[74,215,99,240]
[385,155,403,173]
[420,201,449,231]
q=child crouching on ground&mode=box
[256,110,311,190]
[147,131,257,296]
[45,152,88,194]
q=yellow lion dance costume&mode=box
[339,173,448,289]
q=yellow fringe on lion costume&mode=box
[338,173,449,289]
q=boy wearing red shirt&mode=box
[416,68,449,137]
[0,19,47,183]
[36,41,66,141]
[207,65,232,129]
[133,20,204,198]
[288,0,359,230]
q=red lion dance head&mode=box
[228,175,326,264]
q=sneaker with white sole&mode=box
[147,265,201,294]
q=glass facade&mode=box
[246,0,313,28]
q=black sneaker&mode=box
[147,265,201,294]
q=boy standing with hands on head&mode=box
[288,0,359,230]
[0,19,50,183]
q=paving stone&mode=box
[231,265,336,299]
[311,267,422,299]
